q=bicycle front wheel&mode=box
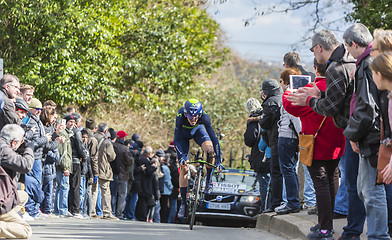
[189,170,202,230]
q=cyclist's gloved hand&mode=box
[217,163,224,172]
[179,158,187,166]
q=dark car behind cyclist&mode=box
[174,98,223,218]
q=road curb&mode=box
[256,212,316,240]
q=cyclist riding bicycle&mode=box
[174,98,223,218]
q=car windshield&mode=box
[212,171,259,192]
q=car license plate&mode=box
[206,203,231,210]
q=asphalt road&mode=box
[28,218,285,240]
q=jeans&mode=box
[278,137,300,209]
[32,159,43,184]
[303,164,316,206]
[26,159,43,217]
[79,175,87,214]
[96,184,103,216]
[342,139,366,237]
[86,184,92,216]
[91,181,103,216]
[357,154,389,239]
[257,172,270,211]
[124,192,138,219]
[54,171,70,215]
[334,154,348,215]
[115,181,128,217]
[110,175,119,215]
[153,200,161,223]
[168,197,177,223]
[41,170,55,214]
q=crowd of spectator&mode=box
[0,74,181,239]
[244,24,392,240]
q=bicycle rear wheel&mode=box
[189,169,202,230]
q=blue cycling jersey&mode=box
[174,107,221,165]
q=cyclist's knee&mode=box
[201,141,213,153]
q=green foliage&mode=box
[0,0,226,108]
[347,0,392,32]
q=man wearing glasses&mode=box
[0,74,22,130]
[22,98,51,219]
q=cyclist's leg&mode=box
[176,132,190,218]
[193,125,215,188]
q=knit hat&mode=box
[29,98,42,109]
[108,128,117,140]
[85,118,96,130]
[245,98,262,114]
[155,149,165,157]
[116,130,128,139]
[15,98,29,112]
[132,133,140,142]
[71,112,81,122]
[63,113,76,123]
[261,79,280,96]
[169,141,174,148]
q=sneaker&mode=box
[337,235,360,240]
[73,213,84,219]
[273,202,287,212]
[307,229,334,240]
[21,212,35,221]
[103,214,119,220]
[178,204,186,218]
[80,213,90,219]
[34,211,47,220]
[59,211,74,218]
[310,223,335,234]
[275,205,300,215]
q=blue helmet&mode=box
[184,98,203,118]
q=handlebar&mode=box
[187,160,216,168]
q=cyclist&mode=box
[174,98,223,218]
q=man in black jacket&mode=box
[0,74,21,130]
[343,23,389,240]
[67,113,90,219]
[259,79,283,212]
[244,98,270,212]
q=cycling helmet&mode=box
[184,98,203,118]
[15,98,29,112]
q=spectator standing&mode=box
[158,150,172,223]
[112,130,133,219]
[23,98,49,219]
[259,79,283,212]
[135,146,157,221]
[244,98,271,213]
[80,129,93,218]
[276,69,302,215]
[287,29,363,240]
[343,23,389,239]
[14,98,29,121]
[94,123,117,220]
[284,59,346,239]
[68,113,89,219]
[167,150,179,223]
[54,115,73,217]
[0,74,21,130]
[84,118,102,218]
[40,107,64,215]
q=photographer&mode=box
[0,124,34,239]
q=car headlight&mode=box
[239,195,260,204]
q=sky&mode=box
[206,0,354,65]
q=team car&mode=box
[194,168,261,222]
